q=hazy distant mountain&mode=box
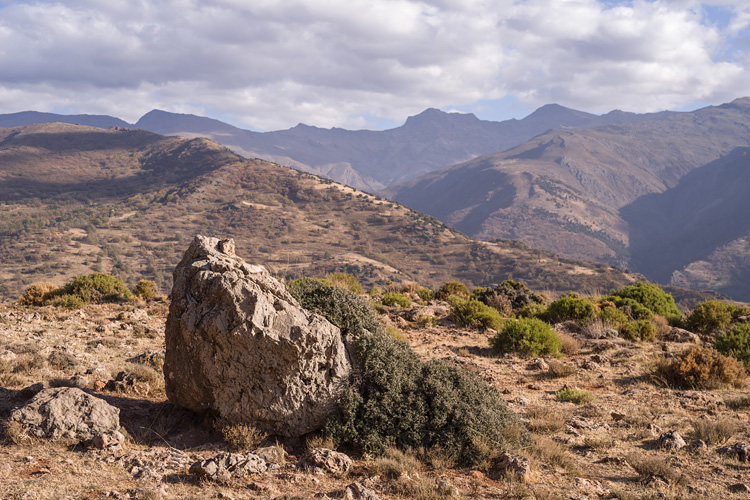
[386,97,750,299]
[0,122,635,303]
[0,111,129,129]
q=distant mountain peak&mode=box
[403,108,480,128]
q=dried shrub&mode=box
[626,454,680,483]
[12,353,46,374]
[371,447,423,479]
[18,282,59,306]
[581,317,618,339]
[450,298,504,331]
[491,318,562,357]
[686,300,734,335]
[220,422,267,452]
[474,280,546,314]
[651,315,672,339]
[47,351,78,370]
[525,406,569,434]
[133,279,157,300]
[530,435,579,473]
[558,333,580,355]
[726,396,750,410]
[325,332,529,465]
[654,345,746,390]
[305,434,335,453]
[547,360,576,378]
[555,387,596,405]
[582,436,617,451]
[690,418,739,445]
[715,323,750,368]
[122,362,163,388]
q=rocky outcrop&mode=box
[164,235,353,437]
[189,452,267,480]
[9,387,120,441]
[302,448,353,474]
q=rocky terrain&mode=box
[1,265,748,499]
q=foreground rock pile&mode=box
[163,236,353,437]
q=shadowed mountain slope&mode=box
[0,123,636,303]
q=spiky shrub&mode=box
[490,318,562,357]
[325,332,529,465]
[435,280,470,301]
[715,324,750,368]
[325,272,364,295]
[654,345,746,390]
[62,273,132,303]
[287,278,384,338]
[18,282,60,306]
[620,320,657,342]
[609,282,681,322]
[545,296,596,324]
[381,292,412,309]
[450,299,504,331]
[686,300,734,335]
[133,279,157,300]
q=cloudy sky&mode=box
[0,0,749,131]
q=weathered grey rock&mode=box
[344,482,381,500]
[92,430,125,449]
[253,445,285,464]
[658,430,686,450]
[189,452,266,480]
[302,448,353,474]
[662,327,701,343]
[164,236,353,437]
[9,387,120,441]
[494,453,531,481]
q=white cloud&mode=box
[0,0,748,129]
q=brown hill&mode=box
[386,98,750,299]
[0,123,636,303]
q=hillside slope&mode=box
[0,123,636,303]
[386,98,750,299]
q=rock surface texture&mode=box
[9,387,120,441]
[164,235,352,437]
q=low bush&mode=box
[63,273,132,303]
[325,272,364,295]
[545,296,596,324]
[18,282,59,306]
[416,287,434,302]
[690,418,738,445]
[654,345,746,390]
[220,422,267,452]
[596,304,628,328]
[133,279,157,300]
[715,323,750,368]
[686,300,734,335]
[288,278,384,338]
[50,294,85,310]
[602,296,654,321]
[609,282,681,321]
[450,299,503,331]
[474,280,546,314]
[436,280,470,301]
[620,320,657,342]
[325,332,529,465]
[381,292,412,309]
[555,387,596,405]
[490,318,562,357]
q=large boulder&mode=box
[9,387,120,441]
[164,235,352,437]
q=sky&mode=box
[0,0,749,131]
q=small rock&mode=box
[494,453,531,482]
[529,358,549,371]
[657,430,686,450]
[687,439,707,453]
[662,327,700,343]
[302,448,352,474]
[646,423,663,437]
[610,411,626,422]
[641,475,669,488]
[344,481,381,500]
[104,372,151,395]
[92,430,125,449]
[253,445,285,464]
[581,360,600,371]
[728,483,750,494]
[189,452,266,480]
[527,383,542,390]
[437,479,459,496]
[717,442,750,462]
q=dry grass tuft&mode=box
[726,395,750,410]
[559,333,580,355]
[526,406,570,434]
[529,436,579,474]
[690,418,739,445]
[220,422,267,452]
[626,453,682,484]
[654,346,746,390]
[305,433,335,453]
[371,447,423,479]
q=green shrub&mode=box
[601,296,654,321]
[381,292,412,309]
[50,294,86,310]
[609,282,680,321]
[517,303,547,319]
[62,273,132,303]
[450,299,504,330]
[715,324,750,368]
[490,318,562,357]
[325,332,529,465]
[620,320,657,342]
[474,280,545,314]
[654,345,746,390]
[596,304,628,328]
[18,282,60,306]
[133,279,157,300]
[436,281,470,301]
[325,272,364,295]
[417,287,434,302]
[555,387,596,405]
[287,278,384,338]
[545,296,596,324]
[686,300,734,335]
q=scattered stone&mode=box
[728,483,750,494]
[0,350,17,362]
[527,383,542,390]
[610,411,626,422]
[494,453,531,482]
[581,360,600,371]
[529,358,549,371]
[302,448,353,474]
[92,430,125,449]
[600,456,629,466]
[574,477,609,496]
[164,236,353,437]
[717,442,750,462]
[568,416,610,432]
[189,452,267,481]
[253,445,286,464]
[687,439,707,453]
[117,309,149,322]
[641,475,669,488]
[658,431,686,450]
[344,482,380,500]
[9,387,120,441]
[646,423,663,437]
[662,328,701,343]
[590,354,609,364]
[127,350,165,370]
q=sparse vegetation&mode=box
[654,345,747,390]
[714,323,750,368]
[544,295,596,324]
[690,418,738,445]
[490,318,562,357]
[450,298,504,330]
[18,282,59,306]
[555,387,596,404]
[620,320,657,342]
[220,422,267,452]
[381,291,412,309]
[325,272,364,295]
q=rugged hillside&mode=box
[0,104,674,193]
[386,98,750,299]
[0,123,636,303]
